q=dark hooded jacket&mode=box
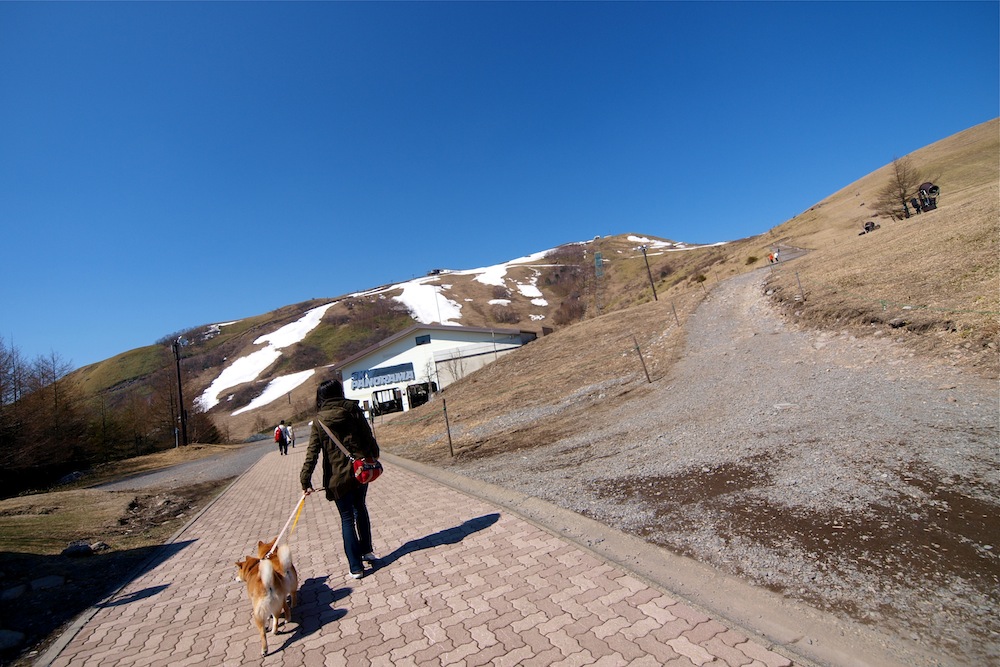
[300,397,380,501]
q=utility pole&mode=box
[640,245,658,301]
[594,251,604,313]
[172,337,189,446]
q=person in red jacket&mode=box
[274,420,289,455]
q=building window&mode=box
[415,334,431,346]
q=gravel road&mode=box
[449,268,1000,666]
[93,440,275,492]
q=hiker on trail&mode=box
[288,423,296,447]
[275,420,290,455]
[301,379,381,580]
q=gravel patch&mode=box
[449,269,999,666]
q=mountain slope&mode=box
[67,118,998,444]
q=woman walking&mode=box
[301,379,380,579]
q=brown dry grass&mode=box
[0,444,241,554]
[377,287,707,461]
[763,120,999,376]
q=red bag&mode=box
[318,420,383,484]
[352,458,384,484]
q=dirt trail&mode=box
[453,268,1000,666]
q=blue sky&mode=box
[2,2,997,370]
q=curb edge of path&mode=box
[381,452,944,667]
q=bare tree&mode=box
[0,337,27,407]
[437,350,468,386]
[873,156,923,220]
[27,351,74,410]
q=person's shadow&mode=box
[373,513,501,569]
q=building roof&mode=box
[332,323,536,372]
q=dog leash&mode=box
[264,492,307,559]
[266,425,357,559]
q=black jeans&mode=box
[334,484,372,574]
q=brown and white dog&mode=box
[257,538,299,617]
[235,540,297,656]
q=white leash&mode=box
[264,492,308,559]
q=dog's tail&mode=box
[259,557,275,591]
[276,544,294,577]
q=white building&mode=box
[334,324,538,415]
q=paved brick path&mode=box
[43,448,800,666]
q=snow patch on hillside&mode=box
[231,369,315,416]
[195,302,335,412]
[628,235,728,253]
[393,280,463,325]
[459,248,554,287]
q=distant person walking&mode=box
[301,379,381,579]
[274,420,290,455]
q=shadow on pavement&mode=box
[96,584,170,608]
[0,539,197,665]
[376,513,501,568]
[276,576,349,652]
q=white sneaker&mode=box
[349,571,364,580]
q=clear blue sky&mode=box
[2,2,997,370]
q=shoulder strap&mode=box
[317,420,355,461]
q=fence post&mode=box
[633,335,652,383]
[442,398,455,457]
[671,301,680,327]
[796,272,805,302]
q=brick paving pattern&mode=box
[45,449,798,666]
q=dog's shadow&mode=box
[276,576,349,651]
[374,513,501,568]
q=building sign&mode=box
[351,362,416,390]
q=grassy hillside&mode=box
[763,118,998,373]
[377,118,999,460]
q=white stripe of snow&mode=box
[393,280,462,325]
[451,248,557,287]
[195,302,335,412]
[231,369,315,416]
[627,234,728,251]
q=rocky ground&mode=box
[446,270,1000,666]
